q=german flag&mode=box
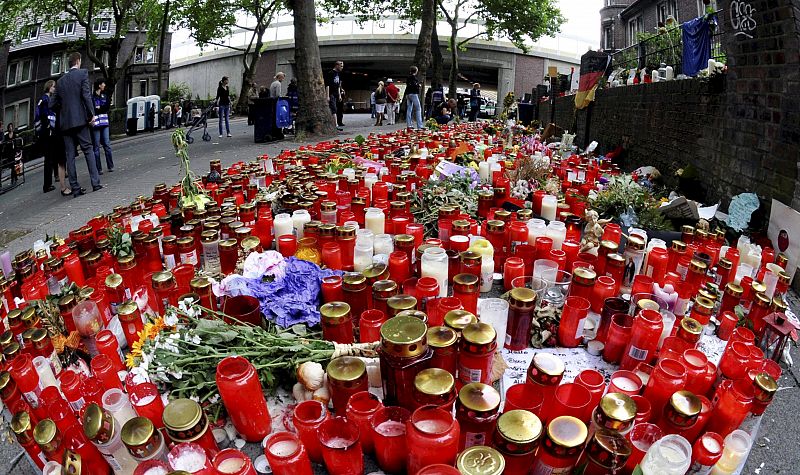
[575,51,611,110]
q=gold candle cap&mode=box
[362,263,389,281]
[387,294,417,316]
[372,280,399,298]
[105,273,124,290]
[444,310,477,331]
[394,234,414,245]
[636,298,660,312]
[771,296,788,312]
[533,353,566,377]
[717,257,732,270]
[82,403,115,444]
[395,309,428,324]
[486,220,505,233]
[461,322,496,346]
[626,235,645,251]
[453,273,480,291]
[460,251,481,265]
[679,317,703,337]
[456,446,505,475]
[508,287,536,309]
[162,398,203,432]
[725,282,743,297]
[669,390,702,417]
[600,240,619,253]
[689,258,708,274]
[497,409,543,444]
[33,418,59,452]
[752,281,767,295]
[414,368,455,396]
[121,416,160,458]
[693,296,715,315]
[547,416,588,448]
[319,302,351,324]
[190,276,212,292]
[426,326,458,348]
[219,238,239,250]
[152,271,176,290]
[326,356,367,383]
[682,225,695,235]
[10,411,33,442]
[753,292,771,308]
[458,383,501,413]
[117,301,140,319]
[380,316,428,358]
[584,429,632,469]
[63,449,82,474]
[599,393,637,423]
[342,273,367,287]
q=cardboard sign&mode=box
[768,199,800,279]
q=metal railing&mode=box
[610,11,725,76]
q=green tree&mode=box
[0,0,163,103]
[174,0,283,113]
[438,0,564,102]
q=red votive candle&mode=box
[263,431,313,475]
[345,391,383,455]
[388,251,411,283]
[705,378,754,438]
[326,356,368,414]
[317,416,363,475]
[452,274,479,315]
[544,383,593,424]
[90,354,123,392]
[406,405,461,473]
[293,400,329,464]
[359,309,386,343]
[574,369,606,414]
[642,358,687,419]
[94,329,125,372]
[458,323,497,386]
[371,406,411,473]
[589,275,616,314]
[278,235,298,258]
[503,258,525,291]
[215,356,272,442]
[558,296,590,348]
[320,302,354,344]
[603,313,633,364]
[620,309,663,370]
[534,237,553,260]
[504,383,545,416]
[321,275,344,303]
[321,243,343,270]
[129,382,165,429]
[608,370,643,396]
[211,448,257,475]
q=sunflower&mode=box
[125,317,168,369]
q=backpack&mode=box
[275,99,292,128]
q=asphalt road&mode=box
[0,114,798,474]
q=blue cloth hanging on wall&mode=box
[682,17,712,77]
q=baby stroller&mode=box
[185,103,215,143]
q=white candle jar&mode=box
[364,208,386,235]
[527,218,547,245]
[373,234,394,256]
[421,247,449,297]
[546,221,567,250]
[292,210,311,239]
[541,195,558,221]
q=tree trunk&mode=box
[448,19,459,101]
[236,24,267,114]
[431,26,444,89]
[156,0,170,99]
[289,0,336,136]
[413,0,436,113]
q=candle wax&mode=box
[325,437,353,449]
[143,468,169,475]
[173,451,207,471]
[217,457,245,473]
[269,440,298,457]
[134,394,157,406]
[612,376,639,392]
[702,435,722,453]
[415,419,450,433]
[375,420,406,437]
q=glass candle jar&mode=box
[370,406,410,473]
[120,417,168,463]
[642,358,688,419]
[215,356,272,442]
[705,379,754,438]
[162,398,219,458]
[413,367,457,411]
[335,226,357,271]
[218,238,239,275]
[458,322,497,386]
[639,434,692,475]
[690,432,724,474]
[574,429,632,475]
[371,280,398,318]
[621,235,646,293]
[321,275,344,304]
[117,301,144,350]
[492,409,543,474]
[211,448,257,475]
[620,309,664,370]
[387,294,418,319]
[526,352,565,412]
[531,416,588,474]
[320,302,354,344]
[326,356,368,415]
[452,273,480,315]
[421,247,449,297]
[151,271,178,314]
[603,313,634,364]
[505,287,537,351]
[293,400,329,463]
[427,325,458,376]
[342,273,369,322]
[406,405,461,473]
[263,431,313,475]
[569,267,597,301]
[379,316,432,409]
[317,416,363,475]
[659,390,702,437]
[456,382,501,450]
[558,296,591,348]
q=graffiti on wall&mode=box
[730,0,757,39]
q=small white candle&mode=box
[527,218,547,245]
[546,221,566,250]
[269,439,299,457]
[353,242,374,272]
[541,195,558,221]
[217,457,246,474]
[364,208,385,235]
[478,161,491,183]
[273,213,293,252]
[364,173,378,190]
[373,234,394,256]
[292,210,311,239]
[421,247,449,297]
[612,376,640,393]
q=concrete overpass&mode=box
[169,16,584,108]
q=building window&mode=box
[6,59,32,86]
[627,16,643,45]
[93,51,110,70]
[698,0,716,15]
[54,21,76,37]
[658,0,678,24]
[603,25,614,50]
[21,24,40,42]
[139,80,148,96]
[92,19,111,34]
[4,100,31,129]
[135,46,155,64]
[51,52,70,75]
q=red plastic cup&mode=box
[545,383,592,423]
[504,383,545,416]
[607,370,643,396]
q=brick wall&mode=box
[542,0,800,211]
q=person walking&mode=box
[174,103,183,127]
[91,79,113,174]
[52,52,101,197]
[270,72,285,98]
[469,83,482,122]
[405,65,423,129]
[287,78,299,114]
[325,60,345,130]
[385,78,399,125]
[215,76,232,137]
[37,81,68,195]
[373,81,387,126]
[1,123,23,186]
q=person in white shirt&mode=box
[270,72,285,98]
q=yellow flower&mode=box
[125,352,138,369]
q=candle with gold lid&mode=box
[319,302,354,344]
[660,390,702,436]
[457,445,505,475]
[526,353,566,410]
[427,325,458,376]
[10,411,46,469]
[443,309,477,336]
[751,372,778,416]
[33,418,63,462]
[589,392,637,436]
[82,403,139,473]
[161,398,219,456]
[413,368,456,410]
[120,416,168,462]
[372,279,398,316]
[575,429,632,475]
[379,316,432,409]
[531,416,588,474]
[326,356,368,414]
[387,294,418,318]
[456,382,501,450]
[492,410,543,474]
[506,287,537,351]
[458,322,497,386]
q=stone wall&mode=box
[538,0,800,211]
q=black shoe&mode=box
[98,170,104,175]
[338,123,345,127]
[337,127,344,131]
[108,168,114,172]
[73,189,86,197]
[93,185,104,192]
[43,186,55,193]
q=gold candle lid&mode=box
[532,353,566,377]
[396,309,428,324]
[458,383,501,413]
[162,398,203,432]
[190,277,212,293]
[486,220,505,232]
[751,281,767,295]
[600,240,619,253]
[105,273,124,290]
[598,393,637,423]
[121,417,160,458]
[452,219,470,232]
[669,390,702,417]
[460,251,481,265]
[427,326,458,348]
[372,280,399,298]
[689,259,708,274]
[444,310,477,331]
[117,301,140,319]
[573,267,597,285]
[497,409,543,444]
[63,449,82,474]
[414,368,455,396]
[456,446,505,475]
[754,372,778,403]
[6,309,22,325]
[693,296,715,315]
[461,322,496,346]
[387,294,417,314]
[117,255,136,270]
[380,316,428,358]
[725,282,743,297]
[682,225,695,235]
[33,418,59,452]
[771,296,788,312]
[362,263,389,281]
[508,287,536,309]
[320,302,351,324]
[626,235,645,251]
[494,210,511,221]
[342,273,367,289]
[241,236,261,253]
[0,330,14,347]
[547,416,588,448]
[21,307,36,326]
[219,238,239,250]
[753,292,771,308]
[583,429,632,469]
[717,257,732,270]
[82,403,115,444]
[679,317,702,337]
[10,411,34,443]
[394,234,415,245]
[453,273,480,291]
[152,271,176,290]
[326,356,366,383]
[636,298,660,312]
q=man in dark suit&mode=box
[53,52,102,197]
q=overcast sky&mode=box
[554,0,602,47]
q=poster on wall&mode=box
[768,199,800,279]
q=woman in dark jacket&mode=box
[37,80,68,194]
[2,123,23,187]
[92,79,113,173]
[215,76,231,137]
